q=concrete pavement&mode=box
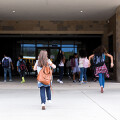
[0,77,120,120]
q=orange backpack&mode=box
[37,65,52,85]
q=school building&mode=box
[0,1,120,82]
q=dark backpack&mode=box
[19,60,26,71]
[93,54,105,67]
[2,58,9,68]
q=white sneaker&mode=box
[48,100,52,103]
[4,80,7,82]
[59,81,63,84]
[9,79,12,82]
[57,79,60,83]
[41,103,45,110]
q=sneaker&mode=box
[59,81,63,84]
[57,79,60,83]
[48,100,52,103]
[41,103,45,110]
[9,79,12,82]
[4,80,7,82]
[73,80,76,83]
[21,80,25,83]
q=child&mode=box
[89,46,114,93]
[79,50,89,84]
[34,50,56,110]
[71,53,80,83]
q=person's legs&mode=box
[80,68,84,82]
[40,87,46,110]
[46,86,51,100]
[99,73,104,93]
[21,71,25,83]
[83,68,87,82]
[4,68,7,82]
[99,73,103,86]
[102,73,105,88]
[8,68,12,81]
[59,67,64,83]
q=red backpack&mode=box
[19,60,26,71]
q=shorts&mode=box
[73,67,80,74]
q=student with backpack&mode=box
[2,54,14,82]
[33,50,56,110]
[17,55,27,83]
[89,46,114,93]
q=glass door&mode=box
[36,47,48,59]
[49,48,60,74]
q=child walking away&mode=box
[56,50,65,84]
[89,46,114,93]
[34,50,56,110]
[17,55,27,83]
[79,50,89,84]
[71,53,80,83]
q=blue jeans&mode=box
[80,68,87,81]
[4,68,12,80]
[98,73,105,88]
[59,66,64,81]
[40,86,51,104]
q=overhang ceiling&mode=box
[0,0,120,21]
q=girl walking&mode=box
[89,46,114,93]
[57,50,65,84]
[34,50,56,110]
[79,50,89,84]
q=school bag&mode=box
[93,54,105,67]
[37,65,52,85]
[2,58,9,68]
[19,60,26,71]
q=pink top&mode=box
[79,57,89,68]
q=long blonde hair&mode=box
[38,50,48,67]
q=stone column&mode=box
[116,6,120,82]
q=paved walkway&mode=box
[0,77,120,120]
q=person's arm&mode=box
[62,56,65,64]
[105,53,114,68]
[48,59,56,69]
[33,61,38,71]
[89,54,94,67]
[10,62,14,70]
[17,61,19,72]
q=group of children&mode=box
[33,45,113,110]
[1,45,114,110]
[70,50,89,84]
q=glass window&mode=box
[21,44,35,57]
[61,48,74,59]
[49,40,61,47]
[37,40,48,47]
[62,40,74,47]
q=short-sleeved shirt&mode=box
[2,57,12,68]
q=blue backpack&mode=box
[2,58,9,68]
[93,54,105,67]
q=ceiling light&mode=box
[80,11,83,13]
[12,10,15,13]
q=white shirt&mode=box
[59,60,64,67]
